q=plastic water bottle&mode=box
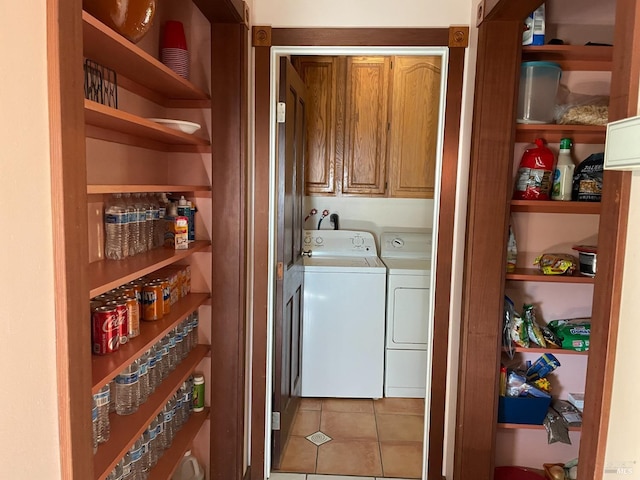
[147,418,159,468]
[133,193,148,254]
[160,337,170,381]
[140,429,151,476]
[166,333,178,372]
[115,361,139,415]
[174,326,185,363]
[156,193,168,248]
[190,311,199,350]
[92,397,98,454]
[105,194,128,260]
[146,347,158,395]
[162,399,175,448]
[124,193,138,257]
[184,375,194,416]
[93,383,111,443]
[122,451,132,479]
[154,411,166,453]
[109,379,116,413]
[137,353,150,405]
[106,459,124,480]
[125,437,145,480]
[145,194,158,251]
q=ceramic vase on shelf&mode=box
[161,21,190,80]
[83,0,157,44]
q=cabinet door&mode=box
[388,56,442,198]
[343,56,390,196]
[293,56,341,195]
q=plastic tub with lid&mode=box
[517,61,562,124]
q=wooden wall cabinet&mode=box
[294,55,440,198]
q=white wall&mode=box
[0,1,61,478]
[253,2,477,479]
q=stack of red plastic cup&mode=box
[161,21,189,80]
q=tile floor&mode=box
[272,398,424,479]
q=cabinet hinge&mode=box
[272,412,281,430]
[277,102,286,123]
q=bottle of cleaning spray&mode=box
[551,138,575,201]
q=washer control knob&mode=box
[315,237,324,245]
[392,238,405,248]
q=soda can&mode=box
[127,282,144,320]
[92,306,120,355]
[152,278,171,315]
[105,299,129,344]
[142,283,163,321]
[116,295,140,339]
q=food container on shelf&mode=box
[517,61,562,124]
[572,245,597,277]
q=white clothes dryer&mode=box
[380,232,432,398]
[301,230,386,398]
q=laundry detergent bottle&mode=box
[172,450,204,480]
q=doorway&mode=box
[251,27,468,480]
[269,45,446,479]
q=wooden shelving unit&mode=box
[89,241,211,298]
[511,200,601,214]
[510,346,588,356]
[84,100,211,152]
[82,11,211,106]
[87,184,212,195]
[92,293,210,393]
[521,45,613,71]
[515,124,606,144]
[148,408,210,480]
[93,344,210,479]
[506,268,595,283]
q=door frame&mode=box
[251,27,468,480]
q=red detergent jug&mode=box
[513,138,555,200]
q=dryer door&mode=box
[387,275,430,348]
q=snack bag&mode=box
[572,152,603,202]
[523,304,546,347]
[534,253,578,275]
[510,311,529,348]
[548,318,591,351]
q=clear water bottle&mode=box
[122,451,133,479]
[109,379,116,413]
[181,319,191,354]
[104,193,128,260]
[134,193,148,254]
[184,375,194,417]
[160,336,171,379]
[125,437,144,480]
[147,418,159,469]
[170,393,181,435]
[93,383,111,443]
[146,193,159,251]
[140,429,151,476]
[115,361,139,415]
[106,458,124,480]
[137,353,150,405]
[156,193,169,248]
[146,347,157,395]
[154,411,166,453]
[124,193,138,257]
[153,343,165,387]
[162,400,175,448]
[174,326,185,363]
[174,389,185,430]
[167,331,178,372]
[190,311,199,350]
[92,397,98,454]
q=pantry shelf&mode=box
[521,45,613,71]
[84,100,211,152]
[82,11,211,106]
[93,344,209,480]
[89,241,212,298]
[148,408,210,480]
[510,200,601,214]
[87,185,211,195]
[509,346,588,356]
[92,293,211,393]
[498,422,582,432]
[506,268,595,284]
[515,124,606,144]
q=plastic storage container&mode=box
[498,395,551,425]
[517,61,562,124]
[172,451,204,480]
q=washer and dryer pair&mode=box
[299,230,432,399]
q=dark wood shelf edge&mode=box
[93,344,210,479]
[511,200,601,214]
[148,408,210,480]
[92,293,211,393]
[506,268,595,284]
[505,346,589,356]
[498,422,582,432]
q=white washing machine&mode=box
[380,232,432,398]
[301,230,386,398]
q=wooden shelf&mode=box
[85,100,211,152]
[82,11,210,106]
[515,124,606,144]
[148,408,210,480]
[509,346,588,356]
[87,184,211,195]
[498,422,582,432]
[89,241,211,298]
[522,45,613,71]
[506,268,595,284]
[92,293,210,393]
[511,200,601,214]
[93,344,210,480]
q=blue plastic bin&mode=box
[498,396,551,425]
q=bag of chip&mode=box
[534,253,578,275]
[572,152,603,202]
[548,318,591,351]
[510,311,529,348]
[523,304,546,347]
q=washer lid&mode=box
[304,255,386,273]
[382,257,432,275]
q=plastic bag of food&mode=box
[572,153,603,202]
[554,86,609,126]
[544,409,572,445]
[540,324,562,348]
[534,253,578,275]
[506,223,517,273]
[523,304,546,347]
[552,399,582,427]
[510,311,529,348]
[548,318,591,351]
[526,353,561,381]
[503,297,516,359]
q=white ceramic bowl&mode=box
[147,118,201,134]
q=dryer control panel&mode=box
[303,230,377,256]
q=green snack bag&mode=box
[548,318,591,351]
[523,304,546,347]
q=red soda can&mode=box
[92,305,120,355]
[105,299,129,344]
